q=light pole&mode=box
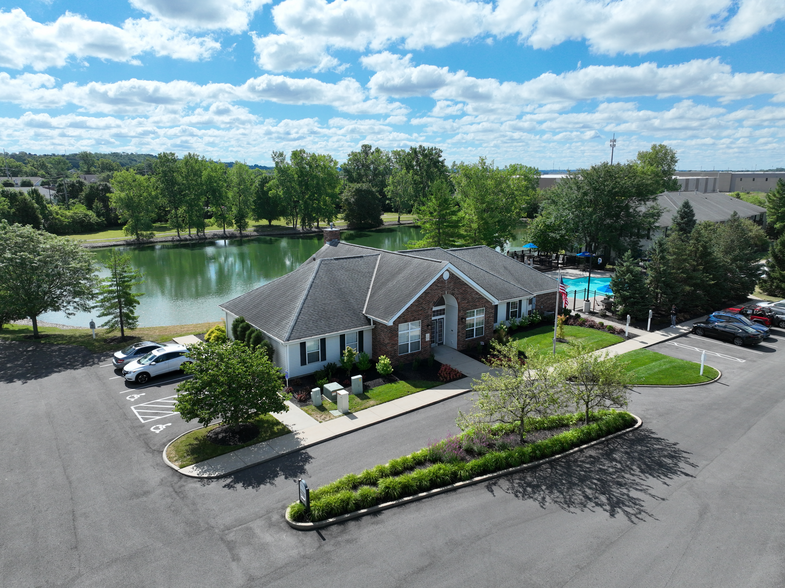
[609,134,617,165]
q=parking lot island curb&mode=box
[284,414,643,530]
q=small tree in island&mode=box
[175,341,288,445]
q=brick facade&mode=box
[372,271,494,365]
[534,291,558,314]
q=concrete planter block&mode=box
[336,390,349,414]
[311,387,322,407]
[323,382,343,402]
[351,375,363,395]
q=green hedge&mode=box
[288,410,637,523]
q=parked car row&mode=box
[113,343,192,384]
[690,299,785,346]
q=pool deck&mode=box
[545,269,613,312]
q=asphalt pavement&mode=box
[1,324,784,587]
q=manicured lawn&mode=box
[166,413,291,468]
[753,287,780,302]
[301,379,439,421]
[511,325,623,355]
[617,349,719,385]
[0,322,219,353]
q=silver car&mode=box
[112,341,165,369]
[122,344,191,384]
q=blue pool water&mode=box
[563,276,612,294]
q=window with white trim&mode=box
[345,331,358,351]
[306,339,320,364]
[398,321,421,355]
[466,308,485,339]
[509,300,520,319]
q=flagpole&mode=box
[553,269,561,355]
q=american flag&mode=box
[558,276,568,308]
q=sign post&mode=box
[89,319,96,339]
[625,314,630,339]
[700,350,706,376]
[298,479,310,512]
[647,309,652,332]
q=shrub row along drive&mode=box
[287,410,637,523]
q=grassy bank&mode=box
[0,322,219,353]
[511,324,623,355]
[618,349,719,385]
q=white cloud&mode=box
[0,72,406,117]
[251,0,785,72]
[0,8,220,70]
[363,53,785,115]
[129,0,271,33]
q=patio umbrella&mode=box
[596,283,613,296]
[521,242,538,249]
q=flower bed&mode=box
[287,410,637,523]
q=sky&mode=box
[1,0,784,171]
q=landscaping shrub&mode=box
[205,323,227,343]
[324,362,339,379]
[606,325,615,333]
[428,353,435,367]
[341,346,357,376]
[437,364,463,382]
[248,329,263,348]
[288,410,637,523]
[578,317,587,325]
[236,320,252,342]
[357,352,372,371]
[231,316,246,340]
[258,339,274,362]
[376,355,393,376]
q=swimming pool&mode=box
[563,276,612,294]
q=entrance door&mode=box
[432,307,446,346]
[432,316,444,346]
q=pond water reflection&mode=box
[42,225,422,328]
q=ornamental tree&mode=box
[0,221,98,337]
[175,341,287,431]
[94,250,144,339]
[558,345,632,425]
[458,341,565,441]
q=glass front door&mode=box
[432,316,444,346]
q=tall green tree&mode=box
[395,146,451,210]
[154,152,185,238]
[94,250,143,339]
[610,250,651,320]
[765,178,785,238]
[229,162,254,235]
[386,168,415,223]
[270,151,303,229]
[671,199,696,236]
[204,160,230,234]
[175,341,288,432]
[0,188,43,228]
[761,233,785,297]
[407,179,462,249]
[252,173,282,227]
[645,236,676,314]
[453,158,539,248]
[342,145,392,206]
[0,221,98,338]
[179,153,207,236]
[706,213,766,302]
[635,143,680,193]
[111,170,158,240]
[538,162,662,256]
[78,151,96,174]
[341,183,383,228]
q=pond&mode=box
[41,225,422,328]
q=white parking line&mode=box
[100,363,114,368]
[131,396,178,423]
[669,341,746,362]
[108,375,123,380]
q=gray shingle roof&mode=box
[221,241,557,341]
[657,191,766,227]
[406,246,558,298]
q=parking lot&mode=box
[97,357,205,447]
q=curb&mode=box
[634,368,722,388]
[164,387,476,478]
[284,413,643,530]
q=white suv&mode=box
[122,344,191,384]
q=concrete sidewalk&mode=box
[168,319,703,478]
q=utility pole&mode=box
[609,134,617,165]
[3,149,10,179]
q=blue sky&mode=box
[1,0,784,170]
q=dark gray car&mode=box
[112,341,165,369]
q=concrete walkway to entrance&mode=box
[169,319,704,479]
